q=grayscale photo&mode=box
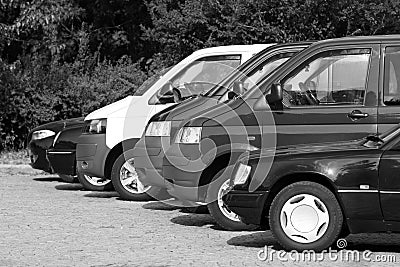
[1,0,400,266]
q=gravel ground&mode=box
[1,165,400,266]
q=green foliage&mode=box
[2,0,400,151]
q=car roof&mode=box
[312,34,400,47]
[192,44,275,55]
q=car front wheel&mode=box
[111,151,165,201]
[77,170,113,191]
[207,167,258,231]
[269,181,343,251]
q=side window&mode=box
[281,49,371,107]
[384,47,400,105]
[171,55,241,97]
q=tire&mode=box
[77,169,114,191]
[269,181,343,251]
[110,150,166,201]
[207,167,258,231]
[58,174,77,183]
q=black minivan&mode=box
[163,35,400,230]
[130,42,311,201]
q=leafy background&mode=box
[1,0,400,151]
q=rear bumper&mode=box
[223,190,269,225]
[76,134,109,178]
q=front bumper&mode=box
[223,190,269,225]
[76,134,109,178]
[47,148,76,176]
[28,137,54,173]
[133,136,166,188]
[163,143,205,202]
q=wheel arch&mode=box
[104,138,139,179]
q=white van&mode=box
[76,44,271,191]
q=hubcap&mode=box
[119,159,150,194]
[217,179,241,222]
[84,175,111,186]
[280,194,329,244]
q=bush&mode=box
[0,54,153,151]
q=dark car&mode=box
[28,117,84,182]
[224,125,400,251]
[130,42,311,203]
[163,35,400,230]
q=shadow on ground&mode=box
[227,232,400,253]
[84,192,120,198]
[142,201,182,211]
[170,214,217,227]
[227,231,279,248]
[55,184,84,191]
[34,176,63,182]
[344,234,400,253]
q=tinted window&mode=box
[384,47,400,106]
[281,49,371,106]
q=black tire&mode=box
[207,167,258,231]
[269,181,343,251]
[77,169,114,191]
[111,150,166,201]
[58,174,77,183]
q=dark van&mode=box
[128,42,311,202]
[163,35,400,230]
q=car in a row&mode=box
[29,35,400,251]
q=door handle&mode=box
[348,110,369,120]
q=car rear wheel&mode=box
[207,167,258,231]
[77,170,113,191]
[269,181,343,251]
[111,151,165,201]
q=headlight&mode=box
[145,121,171,137]
[31,130,56,140]
[233,163,251,185]
[84,119,107,134]
[175,127,202,144]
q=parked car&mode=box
[131,42,311,204]
[76,44,271,192]
[224,124,400,251]
[163,35,400,230]
[27,117,84,182]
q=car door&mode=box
[377,44,400,134]
[270,45,380,146]
[379,132,400,225]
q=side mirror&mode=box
[266,83,283,104]
[228,81,245,99]
[150,82,175,104]
[232,81,245,95]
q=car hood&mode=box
[154,96,220,122]
[30,117,85,134]
[85,96,140,121]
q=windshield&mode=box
[133,66,173,96]
[203,50,299,97]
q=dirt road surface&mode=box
[1,165,400,266]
